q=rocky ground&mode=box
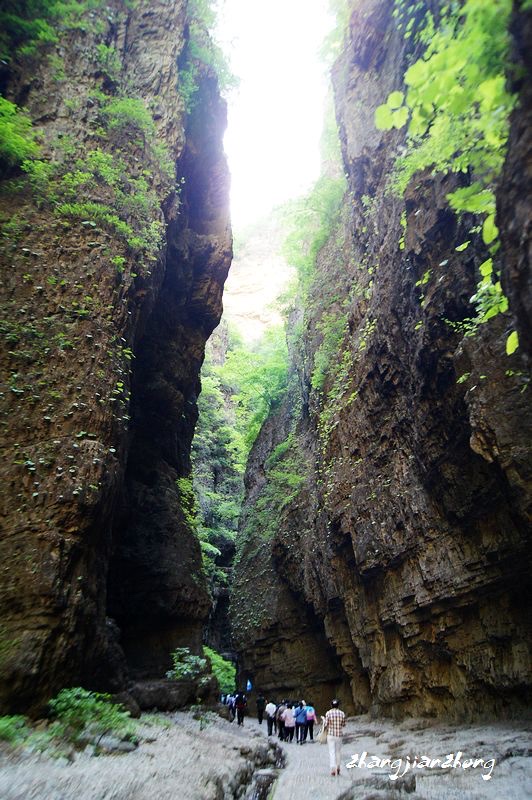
[0,712,530,799]
[0,712,281,800]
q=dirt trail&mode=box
[0,712,530,799]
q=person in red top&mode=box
[323,699,346,776]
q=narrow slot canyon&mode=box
[0,0,531,798]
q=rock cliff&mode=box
[0,0,231,713]
[231,0,532,717]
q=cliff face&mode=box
[232,0,532,717]
[0,0,231,713]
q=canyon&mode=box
[0,0,530,734]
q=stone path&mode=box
[246,714,532,800]
[0,710,530,799]
[268,728,352,798]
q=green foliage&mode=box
[2,10,174,261]
[219,326,289,453]
[192,328,245,590]
[506,330,519,355]
[176,476,198,530]
[0,0,106,61]
[166,647,208,680]
[178,0,237,111]
[376,0,514,193]
[0,1,57,61]
[49,687,135,742]
[0,715,30,744]
[19,144,167,256]
[101,96,155,136]
[95,94,173,182]
[192,323,289,590]
[0,98,39,167]
[203,646,236,694]
[95,43,121,83]
[283,173,346,293]
[311,310,349,390]
[320,0,351,64]
[240,432,307,544]
[376,0,516,334]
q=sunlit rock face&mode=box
[0,0,231,713]
[232,0,532,717]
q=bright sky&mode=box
[217,0,334,229]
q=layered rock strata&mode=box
[232,0,532,717]
[0,0,231,713]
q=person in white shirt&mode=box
[265,700,277,736]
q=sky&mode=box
[217,0,335,230]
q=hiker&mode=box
[234,691,247,726]
[265,699,277,736]
[305,701,317,741]
[276,700,287,741]
[323,699,346,776]
[281,702,296,742]
[294,701,308,744]
[256,692,266,724]
[227,693,235,722]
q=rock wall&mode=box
[232,0,532,717]
[0,0,231,713]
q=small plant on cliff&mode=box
[0,98,39,167]
[49,687,135,743]
[203,646,236,695]
[176,476,198,529]
[311,309,349,391]
[166,647,208,681]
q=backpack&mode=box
[306,706,315,720]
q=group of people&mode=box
[222,691,248,726]
[261,698,318,744]
[221,692,347,775]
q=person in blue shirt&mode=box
[305,702,317,741]
[294,701,308,744]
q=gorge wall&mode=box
[231,0,532,718]
[0,0,231,713]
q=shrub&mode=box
[49,687,135,742]
[95,43,122,84]
[101,97,155,137]
[0,715,30,744]
[166,647,208,680]
[203,646,236,695]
